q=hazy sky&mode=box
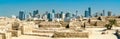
[0,0,120,17]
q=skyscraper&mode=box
[65,12,72,18]
[47,13,52,21]
[61,11,65,19]
[88,7,91,17]
[47,13,54,21]
[103,10,105,16]
[33,10,39,17]
[59,11,65,19]
[52,9,55,13]
[84,7,91,18]
[55,13,60,18]
[60,11,63,18]
[108,11,112,16]
[19,11,25,20]
[85,10,89,17]
[76,10,78,16]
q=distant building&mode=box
[72,14,76,17]
[84,10,89,17]
[84,7,91,18]
[33,10,39,17]
[29,12,32,18]
[59,11,63,18]
[55,13,60,18]
[60,11,65,19]
[108,11,112,16]
[19,11,25,20]
[52,9,55,13]
[88,7,91,17]
[11,15,17,18]
[36,14,41,18]
[76,10,78,16]
[103,10,105,16]
[54,14,57,18]
[65,12,72,18]
[42,14,48,20]
[47,13,51,21]
[47,13,54,21]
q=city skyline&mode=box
[0,0,120,17]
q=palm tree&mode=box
[105,19,117,30]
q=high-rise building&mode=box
[19,11,25,20]
[55,13,60,18]
[76,10,78,16]
[65,12,72,18]
[60,11,65,19]
[88,7,91,17]
[103,10,105,16]
[108,11,112,16]
[47,13,52,21]
[47,13,54,21]
[72,14,76,17]
[52,9,55,13]
[60,11,63,18]
[29,12,32,17]
[54,14,57,18]
[85,10,89,17]
[84,7,91,18]
[42,14,48,20]
[33,10,39,17]
[51,9,55,20]
[94,12,98,17]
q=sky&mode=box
[0,0,120,17]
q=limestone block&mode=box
[4,32,11,39]
[8,30,21,37]
[0,33,5,39]
[53,32,89,38]
[15,30,21,37]
[0,32,11,39]
[69,22,82,29]
[39,22,62,28]
[21,26,33,34]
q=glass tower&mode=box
[19,11,25,20]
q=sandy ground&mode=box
[12,35,88,39]
[12,35,53,39]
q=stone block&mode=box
[4,32,11,39]
[21,26,33,34]
[0,33,5,39]
[0,32,11,39]
[8,30,21,37]
[52,32,89,38]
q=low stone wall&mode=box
[39,22,62,28]
[4,32,11,39]
[21,26,33,34]
[32,30,55,33]
[69,21,82,29]
[8,30,21,37]
[38,25,61,28]
[0,32,11,39]
[0,33,5,39]
[52,32,88,38]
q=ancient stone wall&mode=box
[53,32,88,38]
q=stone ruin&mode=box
[52,30,89,38]
[38,22,62,28]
